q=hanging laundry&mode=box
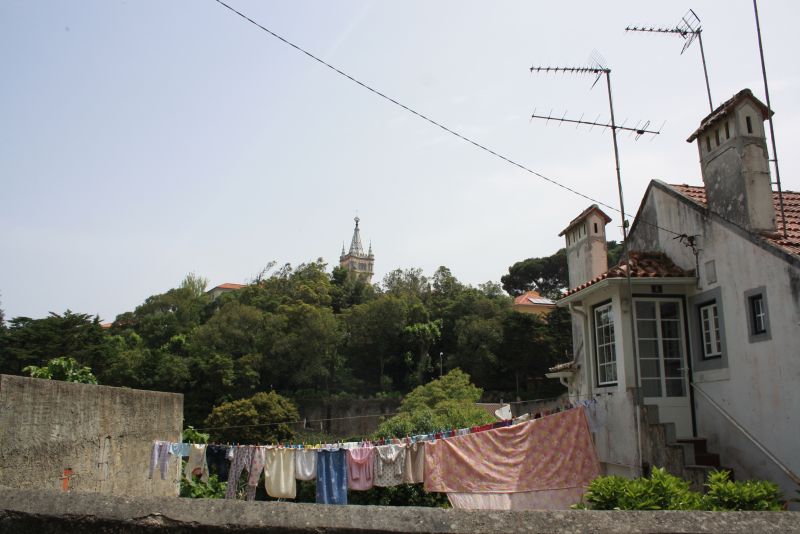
[246,446,267,501]
[170,442,191,458]
[402,441,425,484]
[264,448,296,499]
[584,400,607,432]
[374,444,405,487]
[148,441,171,480]
[424,407,600,510]
[346,446,375,490]
[225,446,254,500]
[316,449,348,505]
[295,449,317,481]
[183,443,209,483]
[206,444,231,480]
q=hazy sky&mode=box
[2,1,798,322]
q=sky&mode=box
[2,1,799,323]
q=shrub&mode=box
[579,468,783,511]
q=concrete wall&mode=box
[3,488,798,533]
[628,183,800,502]
[0,375,183,497]
[295,397,400,438]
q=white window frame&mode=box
[699,302,722,359]
[594,302,618,386]
[750,295,766,334]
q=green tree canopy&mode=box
[204,391,300,444]
[374,369,494,438]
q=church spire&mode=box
[348,216,365,256]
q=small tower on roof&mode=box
[339,216,374,283]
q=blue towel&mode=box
[316,449,348,505]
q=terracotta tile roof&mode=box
[559,204,612,237]
[670,184,800,257]
[513,290,555,306]
[563,251,694,297]
[686,88,772,142]
[212,283,245,290]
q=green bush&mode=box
[703,470,783,511]
[180,471,227,499]
[578,467,783,511]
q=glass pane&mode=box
[663,358,683,378]
[642,378,662,397]
[665,378,685,397]
[637,320,658,339]
[661,302,679,320]
[640,359,661,378]
[661,320,679,339]
[663,340,682,360]
[635,301,656,319]
[638,340,659,358]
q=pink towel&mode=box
[424,407,600,494]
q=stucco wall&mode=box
[627,183,800,501]
[0,375,183,497]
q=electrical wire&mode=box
[212,0,687,240]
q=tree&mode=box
[23,356,98,384]
[2,310,110,375]
[501,249,568,299]
[204,391,300,444]
[374,369,494,438]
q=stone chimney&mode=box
[687,89,776,233]
[559,205,612,289]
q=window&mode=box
[706,136,711,152]
[744,287,770,342]
[594,303,617,385]
[725,121,730,139]
[750,295,766,334]
[594,222,598,233]
[746,115,753,134]
[635,300,686,397]
[715,128,720,146]
[699,303,722,359]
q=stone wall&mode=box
[294,397,400,438]
[1,488,798,533]
[0,375,183,497]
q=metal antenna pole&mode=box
[696,31,713,112]
[753,0,787,237]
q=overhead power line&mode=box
[212,0,686,239]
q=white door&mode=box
[634,299,693,437]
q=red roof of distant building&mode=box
[670,184,800,257]
[513,290,555,307]
[212,283,245,290]
[564,252,694,297]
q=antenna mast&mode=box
[627,9,713,112]
[752,0,787,238]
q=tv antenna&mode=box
[753,0,787,238]
[529,56,662,242]
[626,9,713,112]
[530,55,648,472]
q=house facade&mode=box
[554,89,799,500]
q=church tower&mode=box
[339,217,374,283]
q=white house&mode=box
[552,89,800,501]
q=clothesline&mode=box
[193,391,611,432]
[150,405,605,509]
